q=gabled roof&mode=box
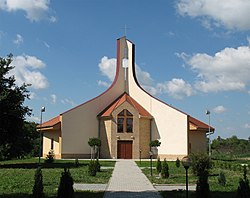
[189,116,215,132]
[37,116,61,130]
[98,92,152,118]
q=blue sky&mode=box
[1,0,250,139]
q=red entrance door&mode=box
[117,141,132,159]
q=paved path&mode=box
[103,160,162,198]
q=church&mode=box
[38,37,214,160]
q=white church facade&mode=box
[38,37,214,159]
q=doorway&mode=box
[117,141,133,159]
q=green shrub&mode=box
[57,168,74,198]
[88,138,101,147]
[95,158,101,172]
[149,140,161,147]
[176,157,180,168]
[45,150,54,163]
[218,171,226,186]
[190,153,211,198]
[75,159,79,167]
[156,157,162,174]
[88,160,97,176]
[237,165,250,198]
[32,166,44,198]
[161,158,169,179]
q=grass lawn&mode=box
[136,159,250,198]
[0,158,115,197]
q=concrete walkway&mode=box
[103,160,162,198]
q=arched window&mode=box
[117,110,133,133]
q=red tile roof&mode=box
[37,116,60,129]
[189,116,215,132]
[98,92,152,118]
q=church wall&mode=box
[100,119,112,158]
[124,39,189,156]
[189,130,207,153]
[60,39,128,158]
[43,131,61,159]
[139,118,151,158]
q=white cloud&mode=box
[50,94,56,104]
[135,65,153,86]
[13,34,23,45]
[176,0,250,31]
[9,55,49,89]
[213,105,227,114]
[244,123,250,129]
[61,98,75,106]
[97,80,110,88]
[141,85,159,96]
[0,0,56,22]
[179,45,250,93]
[157,78,194,99]
[98,56,116,81]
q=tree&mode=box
[88,138,101,160]
[190,152,212,198]
[156,157,162,174]
[237,165,250,198]
[32,166,44,198]
[161,158,169,179]
[0,54,31,160]
[57,168,74,198]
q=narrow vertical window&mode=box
[51,138,54,150]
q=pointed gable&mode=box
[98,92,152,118]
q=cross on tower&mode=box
[123,24,130,36]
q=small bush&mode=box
[176,157,180,168]
[156,157,162,174]
[218,171,226,186]
[190,153,211,198]
[161,158,169,179]
[32,166,44,198]
[75,159,79,167]
[45,150,54,163]
[57,168,74,198]
[95,158,101,172]
[88,160,97,176]
[237,165,250,198]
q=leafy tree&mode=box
[149,140,161,147]
[0,54,31,160]
[22,121,39,157]
[211,135,250,158]
[88,138,101,160]
[32,166,44,198]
